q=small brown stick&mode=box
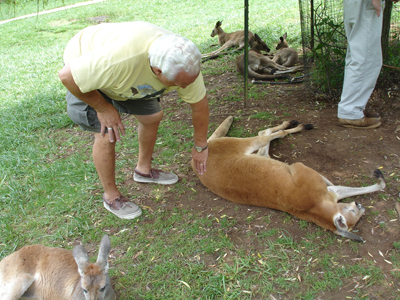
[383,64,400,71]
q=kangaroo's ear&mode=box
[280,36,284,42]
[334,213,365,242]
[216,21,222,27]
[333,213,348,232]
[338,231,365,243]
[254,33,261,41]
[96,235,111,273]
[282,32,287,40]
[73,245,90,276]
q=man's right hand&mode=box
[59,63,125,143]
[96,103,126,143]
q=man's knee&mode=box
[94,133,117,151]
[135,111,164,127]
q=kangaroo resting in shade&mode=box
[236,33,298,80]
[272,32,299,67]
[192,117,386,242]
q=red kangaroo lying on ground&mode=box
[0,235,115,300]
[192,117,386,242]
[202,21,255,60]
[236,34,299,80]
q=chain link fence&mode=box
[299,0,400,98]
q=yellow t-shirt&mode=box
[63,21,206,103]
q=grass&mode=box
[1,0,400,299]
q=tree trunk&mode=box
[381,0,393,61]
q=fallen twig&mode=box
[383,64,400,71]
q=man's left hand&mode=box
[192,147,208,175]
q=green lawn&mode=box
[1,1,399,299]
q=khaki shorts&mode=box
[66,90,161,133]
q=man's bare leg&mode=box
[133,111,178,184]
[93,131,142,219]
[135,111,163,174]
[93,111,164,199]
[93,133,119,201]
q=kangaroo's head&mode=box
[333,202,366,242]
[252,34,270,53]
[276,32,289,50]
[211,21,222,37]
[73,235,116,300]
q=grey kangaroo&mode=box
[272,32,299,67]
[0,235,115,300]
[202,21,255,60]
[236,34,295,80]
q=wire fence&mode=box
[299,0,400,97]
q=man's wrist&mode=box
[92,97,112,113]
[194,144,208,152]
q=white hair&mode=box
[148,34,201,81]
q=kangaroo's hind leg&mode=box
[328,169,386,201]
[204,40,236,57]
[258,120,298,137]
[257,121,307,157]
